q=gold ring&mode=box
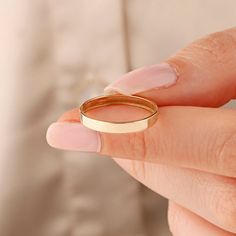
[80,94,158,133]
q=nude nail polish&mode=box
[104,63,177,95]
[46,122,101,152]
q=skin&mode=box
[56,27,236,235]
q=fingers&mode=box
[47,106,236,177]
[168,201,236,236]
[105,27,236,107]
[100,106,236,177]
[113,158,236,233]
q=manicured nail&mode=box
[46,122,101,152]
[104,63,177,95]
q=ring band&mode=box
[80,94,158,133]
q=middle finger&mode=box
[114,158,236,233]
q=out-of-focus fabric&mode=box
[0,1,235,235]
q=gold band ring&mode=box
[80,94,158,133]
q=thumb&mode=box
[105,27,236,107]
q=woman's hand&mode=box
[47,27,236,235]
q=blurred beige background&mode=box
[0,1,235,235]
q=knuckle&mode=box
[129,130,154,161]
[198,30,236,63]
[128,132,147,160]
[167,29,236,89]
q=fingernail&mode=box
[46,122,101,152]
[104,63,177,95]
